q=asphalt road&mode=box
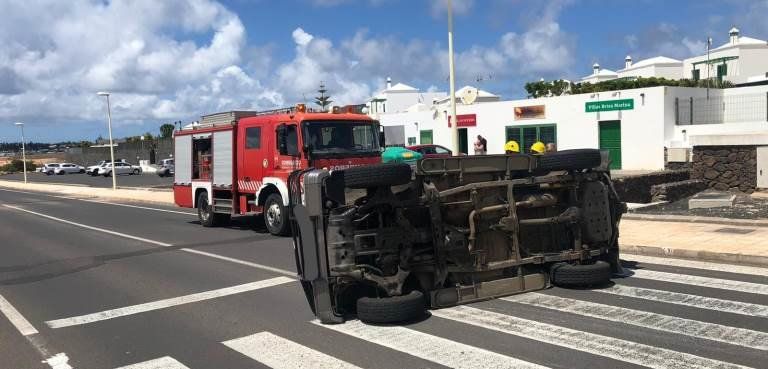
[1,172,173,189]
[0,188,767,369]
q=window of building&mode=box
[505,124,557,152]
[692,69,700,81]
[245,127,261,149]
[407,137,416,145]
[420,130,433,144]
[717,64,728,79]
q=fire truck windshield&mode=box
[302,121,380,157]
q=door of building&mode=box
[599,120,622,170]
[758,146,768,189]
[420,130,433,144]
[458,128,468,155]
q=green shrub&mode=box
[0,159,37,173]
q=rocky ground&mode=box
[634,190,768,219]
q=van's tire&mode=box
[357,291,427,324]
[538,149,602,171]
[342,163,412,189]
[264,193,289,236]
[551,261,611,287]
[133,169,141,175]
[197,192,228,227]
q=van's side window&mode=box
[245,127,261,149]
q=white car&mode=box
[42,163,61,175]
[54,163,85,175]
[97,162,142,177]
[87,159,127,176]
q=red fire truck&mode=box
[173,104,383,235]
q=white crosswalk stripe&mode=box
[115,356,190,369]
[224,331,363,369]
[625,254,768,277]
[432,305,752,369]
[503,293,768,350]
[631,269,768,295]
[314,319,550,369]
[594,284,768,318]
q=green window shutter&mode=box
[692,69,700,81]
[419,130,433,145]
[538,126,556,145]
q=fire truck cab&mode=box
[173,105,383,235]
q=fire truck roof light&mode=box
[296,103,306,113]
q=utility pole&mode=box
[706,37,712,99]
[447,0,459,155]
[14,122,27,183]
[97,92,117,190]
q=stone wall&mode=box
[612,170,691,203]
[650,179,708,202]
[692,146,757,193]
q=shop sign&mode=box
[585,99,634,112]
[448,114,477,127]
[514,105,545,120]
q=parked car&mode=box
[98,162,141,177]
[406,144,453,158]
[42,163,61,175]
[86,159,127,176]
[157,159,174,177]
[53,163,85,175]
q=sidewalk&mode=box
[0,180,173,205]
[2,180,767,266]
[620,218,768,266]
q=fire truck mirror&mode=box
[277,124,288,155]
[378,130,386,148]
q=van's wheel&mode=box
[550,261,612,288]
[264,193,289,236]
[133,169,140,175]
[341,163,412,189]
[538,149,602,171]
[357,291,427,324]
[197,192,229,227]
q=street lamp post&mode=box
[706,37,712,99]
[14,122,27,183]
[447,0,459,155]
[97,92,117,190]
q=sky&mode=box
[1,0,767,143]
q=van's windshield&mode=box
[302,120,380,157]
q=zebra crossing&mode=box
[114,255,768,369]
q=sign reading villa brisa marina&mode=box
[585,98,634,112]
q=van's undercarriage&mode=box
[290,150,626,324]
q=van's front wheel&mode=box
[264,193,289,236]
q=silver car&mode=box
[54,163,85,175]
[42,163,61,175]
[98,162,142,176]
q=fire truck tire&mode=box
[342,163,412,189]
[356,290,427,324]
[538,149,602,171]
[197,192,228,227]
[264,193,289,236]
[550,261,612,288]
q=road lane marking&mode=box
[625,254,768,277]
[2,204,295,276]
[594,284,768,318]
[46,276,293,329]
[504,293,768,350]
[314,319,550,369]
[224,331,363,369]
[0,188,195,216]
[631,269,768,295]
[0,293,38,336]
[42,353,73,369]
[115,356,190,369]
[432,305,751,369]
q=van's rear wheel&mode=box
[551,261,611,287]
[264,193,289,236]
[357,291,427,324]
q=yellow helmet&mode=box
[504,140,520,153]
[530,141,546,154]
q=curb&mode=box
[623,213,768,228]
[621,244,768,268]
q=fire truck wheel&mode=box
[342,163,412,189]
[264,193,289,236]
[197,192,228,227]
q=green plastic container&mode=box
[382,146,423,164]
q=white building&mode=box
[433,86,500,105]
[375,84,768,172]
[682,27,768,85]
[618,56,683,80]
[365,78,447,118]
[581,63,618,84]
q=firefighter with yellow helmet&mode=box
[504,140,520,154]
[530,141,546,155]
